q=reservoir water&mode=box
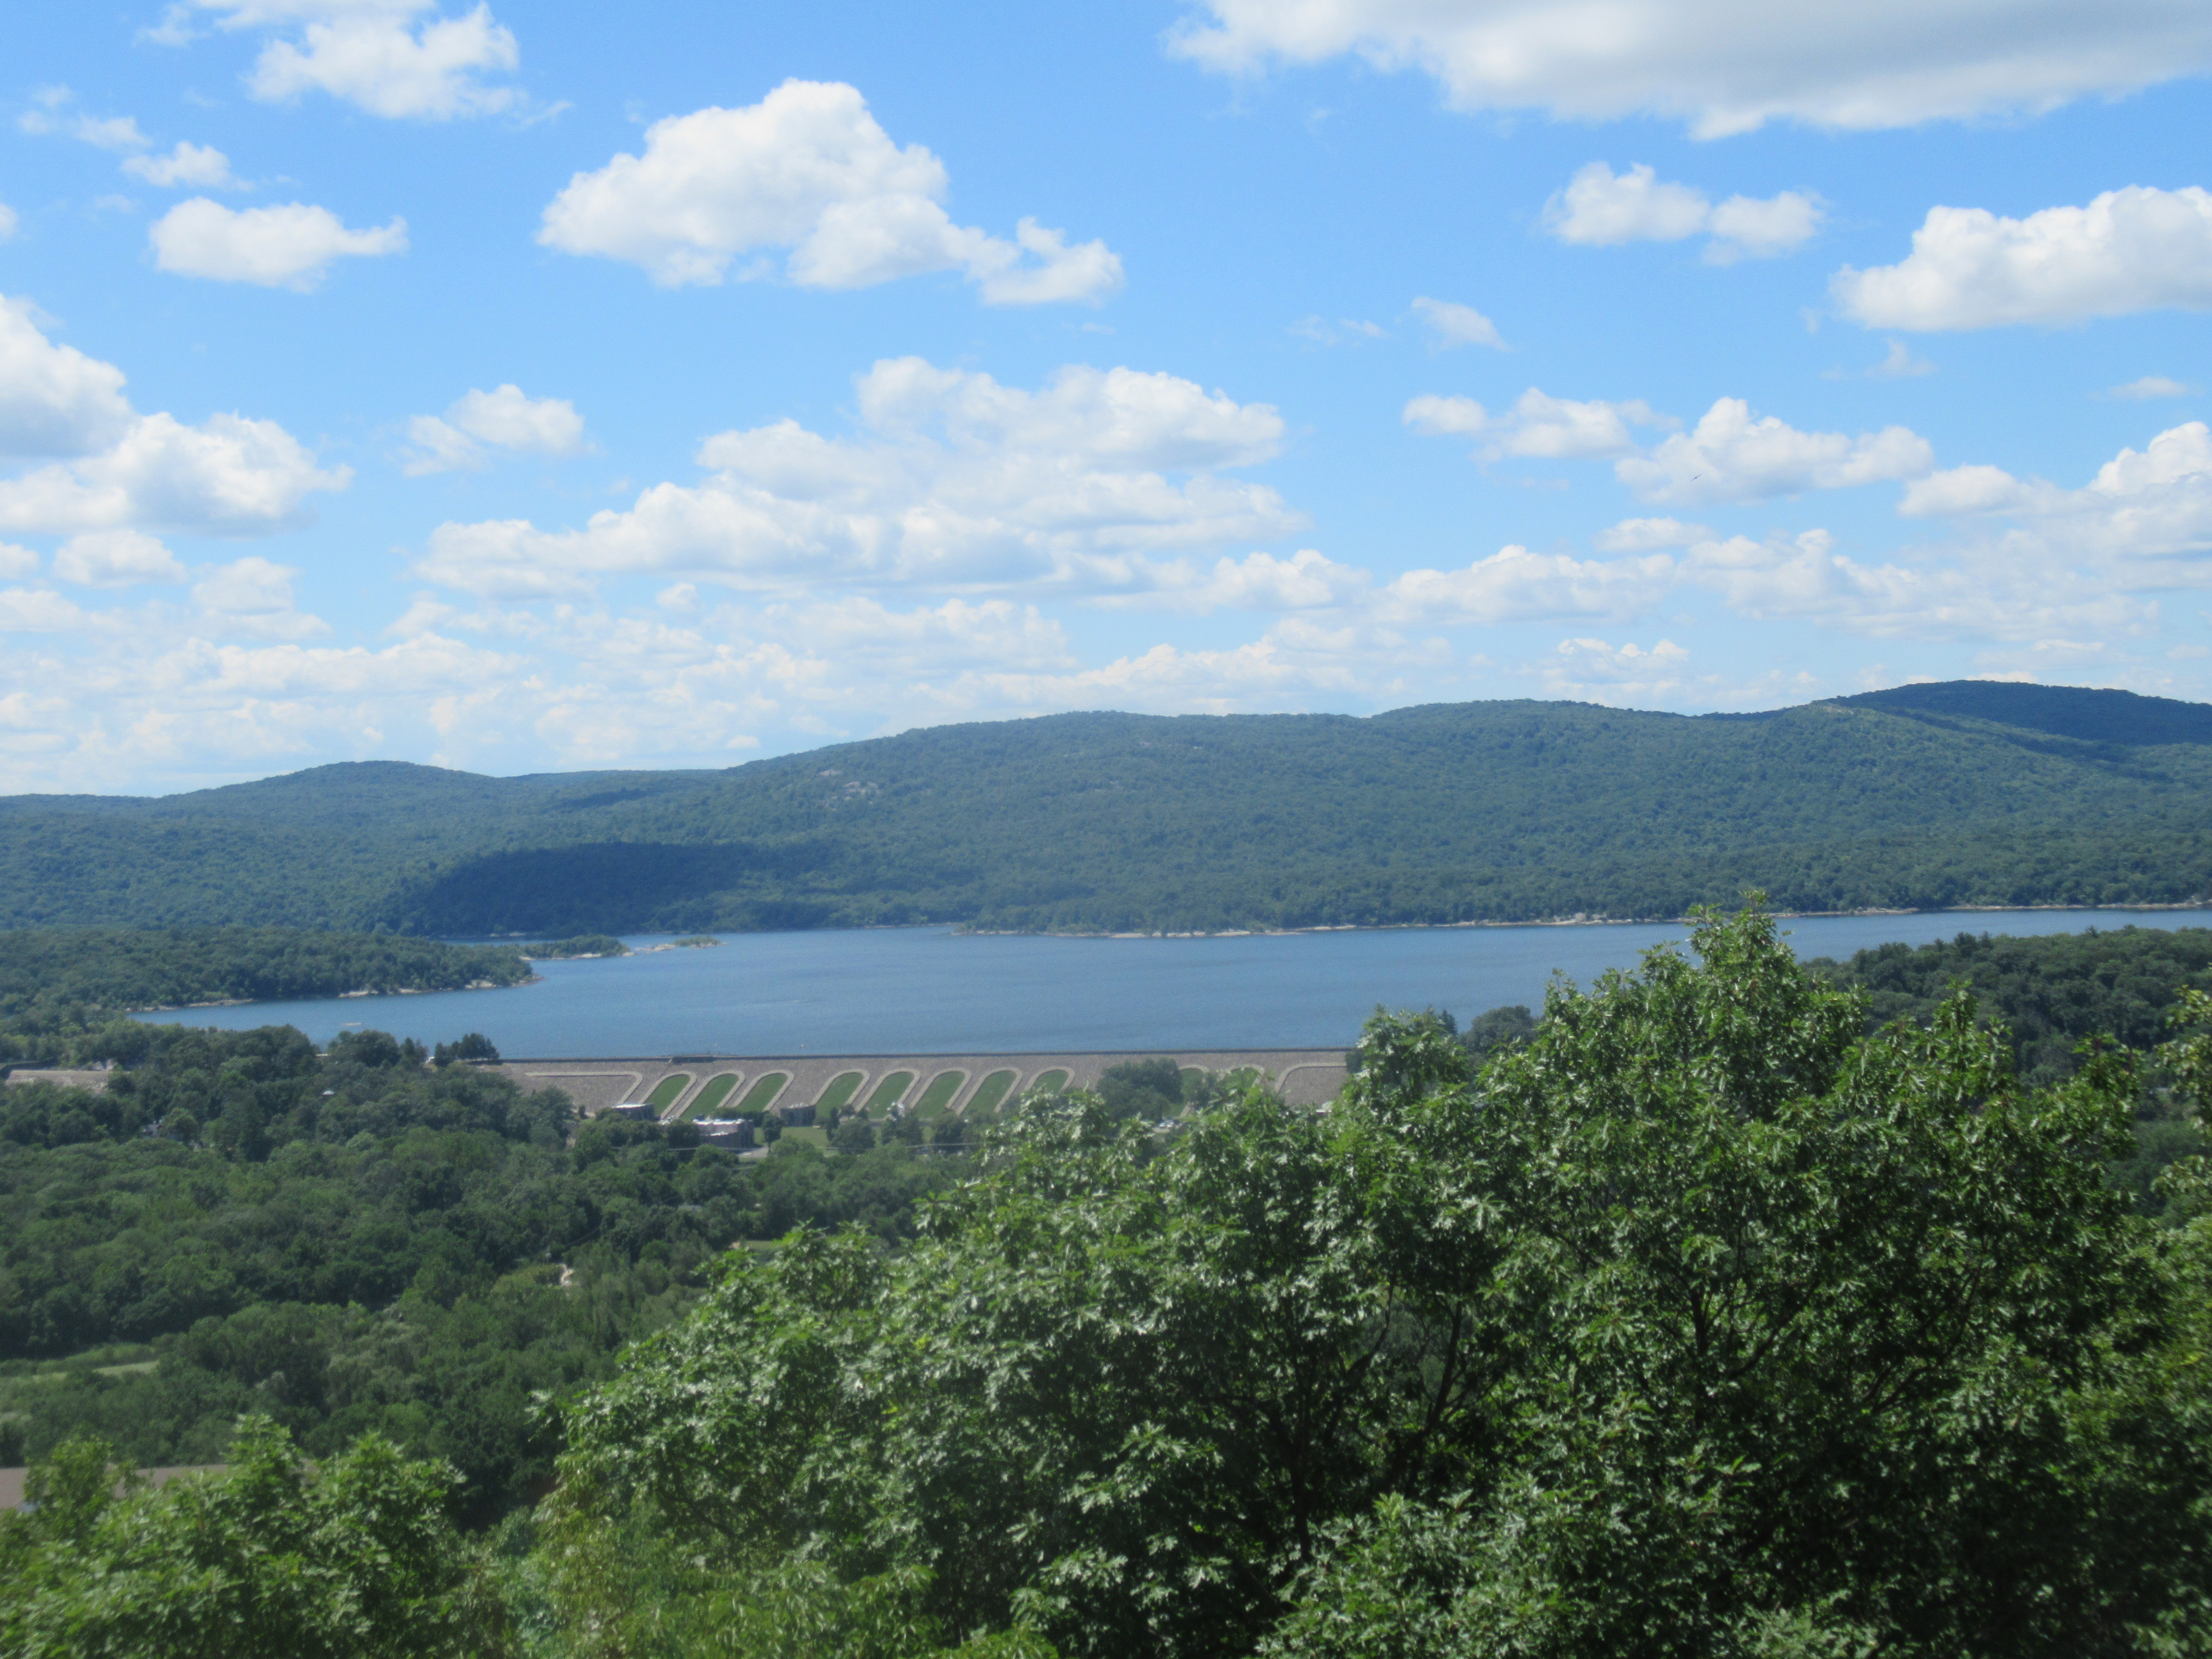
[132,909,2207,1059]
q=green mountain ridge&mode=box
[3,681,2209,935]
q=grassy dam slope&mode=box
[1,681,2208,935]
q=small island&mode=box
[519,934,631,960]
[519,934,723,960]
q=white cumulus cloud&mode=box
[150,198,407,290]
[1898,422,2212,569]
[400,418,482,477]
[192,0,522,119]
[0,298,135,458]
[1680,527,2150,638]
[1537,636,1694,702]
[0,412,350,536]
[140,5,202,45]
[1411,296,1505,349]
[1897,464,2060,518]
[1594,516,1712,552]
[2107,375,2196,400]
[415,358,1294,600]
[761,595,1074,674]
[931,614,1439,725]
[2079,425,2212,570]
[1382,545,1674,624]
[537,80,1122,304]
[1092,548,1370,613]
[122,141,244,190]
[1845,340,1936,380]
[18,89,151,152]
[1544,163,1822,261]
[404,384,591,474]
[1290,316,1387,346]
[1406,387,1676,461]
[1615,397,1934,504]
[1167,0,2212,137]
[1704,190,1825,261]
[1545,163,1708,244]
[193,555,327,637]
[55,529,186,587]
[0,300,346,544]
[0,588,93,634]
[1834,186,2212,330]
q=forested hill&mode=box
[4,680,2210,935]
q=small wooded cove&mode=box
[128,907,2207,1059]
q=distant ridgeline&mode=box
[3,681,2210,936]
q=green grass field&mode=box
[864,1071,916,1112]
[8,1361,157,1388]
[1028,1069,1071,1097]
[0,1344,160,1380]
[966,1069,1017,1116]
[914,1070,967,1118]
[644,1073,692,1112]
[680,1073,741,1120]
[736,1072,790,1114]
[0,1345,163,1437]
[1179,1067,1207,1093]
[777,1124,828,1150]
[815,1071,864,1115]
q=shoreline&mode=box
[963,899,2212,941]
[130,972,541,1014]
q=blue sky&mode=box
[3,0,2210,793]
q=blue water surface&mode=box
[129,909,2208,1059]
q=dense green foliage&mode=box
[0,1024,963,1519]
[12,908,2212,1652]
[1094,1057,1187,1120]
[1457,1003,1537,1057]
[1811,924,2212,1085]
[5,683,2212,934]
[434,1031,503,1065]
[532,908,2212,1656]
[0,1419,511,1658]
[0,927,529,1043]
[1810,925,2212,1215]
[1091,1056,1248,1120]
